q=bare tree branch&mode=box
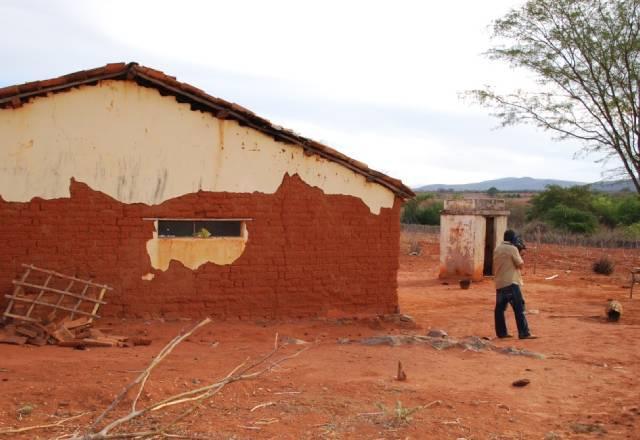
[469,0,640,193]
[71,323,311,440]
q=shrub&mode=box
[522,220,549,236]
[528,185,594,220]
[592,256,615,275]
[616,196,640,225]
[415,203,442,225]
[401,194,443,226]
[624,222,640,239]
[591,195,618,228]
[376,401,423,427]
[506,203,528,228]
[545,204,599,234]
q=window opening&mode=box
[158,220,243,238]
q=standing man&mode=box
[493,229,536,339]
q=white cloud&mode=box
[0,0,619,186]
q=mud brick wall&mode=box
[0,175,401,319]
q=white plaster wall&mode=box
[0,81,394,214]
[472,216,487,276]
[439,214,476,277]
[440,214,490,280]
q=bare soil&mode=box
[1,232,639,439]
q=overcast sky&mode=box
[0,0,620,187]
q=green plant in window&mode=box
[193,227,211,238]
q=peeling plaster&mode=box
[0,81,394,214]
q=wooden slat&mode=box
[47,279,75,321]
[88,288,107,324]
[21,264,113,290]
[70,283,92,320]
[3,295,100,318]
[12,281,107,305]
[3,268,31,319]
[3,312,40,323]
[25,274,52,318]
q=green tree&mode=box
[545,204,599,233]
[528,185,594,219]
[590,194,618,227]
[401,193,443,225]
[487,186,499,197]
[470,0,640,193]
[415,201,444,225]
[616,194,640,224]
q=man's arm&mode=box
[512,247,524,269]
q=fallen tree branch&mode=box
[0,412,87,435]
[72,323,311,439]
[88,318,212,434]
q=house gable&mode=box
[1,79,396,214]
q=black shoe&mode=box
[519,334,538,340]
[498,334,513,339]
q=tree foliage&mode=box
[545,204,599,233]
[528,184,640,233]
[528,184,593,218]
[471,0,640,193]
[401,193,443,225]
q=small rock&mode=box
[544,431,561,440]
[605,299,622,322]
[511,378,531,387]
[570,423,607,434]
[367,317,385,330]
[17,404,34,418]
[360,336,400,346]
[427,329,448,338]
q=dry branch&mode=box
[87,318,213,434]
[71,321,311,440]
[0,412,87,435]
[250,402,276,412]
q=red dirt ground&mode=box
[1,232,639,439]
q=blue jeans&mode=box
[495,284,531,338]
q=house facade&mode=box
[0,63,413,319]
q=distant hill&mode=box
[415,177,583,192]
[589,179,635,192]
[415,177,635,192]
